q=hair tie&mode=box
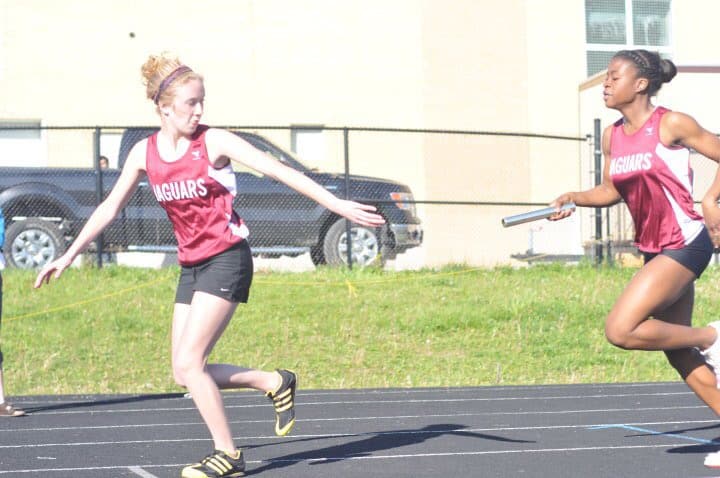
[153,65,193,104]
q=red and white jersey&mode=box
[145,125,249,265]
[609,107,703,253]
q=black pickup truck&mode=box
[0,128,423,269]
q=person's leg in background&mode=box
[0,271,25,417]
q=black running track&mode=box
[2,382,720,477]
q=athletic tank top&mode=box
[609,107,703,253]
[145,125,249,265]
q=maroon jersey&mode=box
[609,107,703,253]
[145,125,249,265]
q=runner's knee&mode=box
[605,320,633,349]
[172,354,204,386]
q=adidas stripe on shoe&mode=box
[181,449,245,478]
[266,369,297,436]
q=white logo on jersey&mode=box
[645,127,654,136]
[153,178,208,202]
[609,152,652,175]
[192,150,201,160]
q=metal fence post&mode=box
[605,208,613,266]
[593,119,603,266]
[343,127,353,269]
[93,127,104,268]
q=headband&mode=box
[153,65,193,104]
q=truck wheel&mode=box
[5,219,66,269]
[322,219,384,267]
[310,245,326,266]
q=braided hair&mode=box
[612,49,677,96]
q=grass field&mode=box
[4,261,720,396]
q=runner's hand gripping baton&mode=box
[501,202,576,228]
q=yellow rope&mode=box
[253,266,484,286]
[5,275,172,323]
[5,267,484,322]
[345,279,358,298]
[253,267,484,298]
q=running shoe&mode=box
[700,322,720,388]
[705,451,720,468]
[266,369,297,436]
[0,402,25,417]
[181,449,245,478]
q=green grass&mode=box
[3,261,719,395]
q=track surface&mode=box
[2,382,720,477]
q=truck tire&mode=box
[310,245,326,266]
[322,218,384,267]
[5,219,66,269]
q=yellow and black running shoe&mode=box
[266,369,297,436]
[181,449,245,477]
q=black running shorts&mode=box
[175,240,253,304]
[642,227,713,279]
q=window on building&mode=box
[0,121,45,167]
[291,127,325,165]
[585,0,672,77]
[100,131,122,169]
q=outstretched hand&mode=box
[548,193,576,221]
[34,255,73,289]
[334,200,386,227]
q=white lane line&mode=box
[253,382,688,397]
[258,442,705,462]
[0,442,705,474]
[11,382,682,405]
[289,391,693,406]
[128,466,160,478]
[17,390,695,416]
[1,418,718,449]
[0,463,184,475]
[0,404,709,434]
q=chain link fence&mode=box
[0,124,643,271]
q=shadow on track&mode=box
[21,392,186,413]
[246,423,534,475]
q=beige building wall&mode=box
[526,1,588,198]
[673,1,720,65]
[0,0,717,267]
[420,0,528,266]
